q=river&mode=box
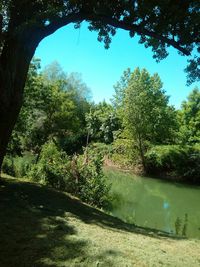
[104,167,200,238]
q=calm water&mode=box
[104,167,200,238]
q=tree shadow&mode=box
[0,178,183,267]
[0,179,90,266]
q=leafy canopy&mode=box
[86,101,119,144]
[0,1,199,84]
[124,68,177,144]
[8,59,91,155]
[118,68,178,168]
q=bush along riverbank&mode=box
[145,145,200,184]
[2,142,110,209]
[103,143,200,185]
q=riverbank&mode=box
[1,176,200,266]
[104,158,200,186]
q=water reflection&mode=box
[163,200,171,233]
[104,168,200,238]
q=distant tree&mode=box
[112,68,131,116]
[8,59,90,156]
[0,1,199,169]
[123,68,177,169]
[43,61,66,82]
[42,63,91,135]
[7,58,42,155]
[86,101,120,144]
[178,87,200,144]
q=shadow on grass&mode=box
[0,177,183,267]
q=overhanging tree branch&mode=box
[38,13,86,39]
[86,14,192,56]
[40,12,192,56]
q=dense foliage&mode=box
[69,147,110,207]
[3,60,112,207]
[145,145,200,183]
[112,68,178,170]
[0,1,199,172]
[27,141,71,189]
[3,60,200,209]
[86,101,120,144]
[111,68,200,180]
[178,88,200,145]
[8,59,90,156]
[30,142,110,207]
[124,68,177,169]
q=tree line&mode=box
[3,59,200,202]
[0,1,199,170]
[111,68,200,181]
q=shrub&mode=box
[111,137,138,168]
[68,148,111,208]
[2,153,36,177]
[27,142,110,207]
[27,141,71,189]
[2,156,15,176]
[13,153,36,178]
[87,142,113,158]
[59,132,87,155]
[145,145,200,183]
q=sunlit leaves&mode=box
[123,68,178,165]
[179,87,200,144]
[9,59,91,154]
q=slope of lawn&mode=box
[0,175,200,267]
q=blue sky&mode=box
[35,22,199,109]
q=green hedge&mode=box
[145,145,200,183]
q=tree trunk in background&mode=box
[137,133,146,172]
[0,34,37,173]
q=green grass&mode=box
[0,175,200,267]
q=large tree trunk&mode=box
[0,34,38,172]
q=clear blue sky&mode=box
[35,22,199,109]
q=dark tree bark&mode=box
[0,32,39,172]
